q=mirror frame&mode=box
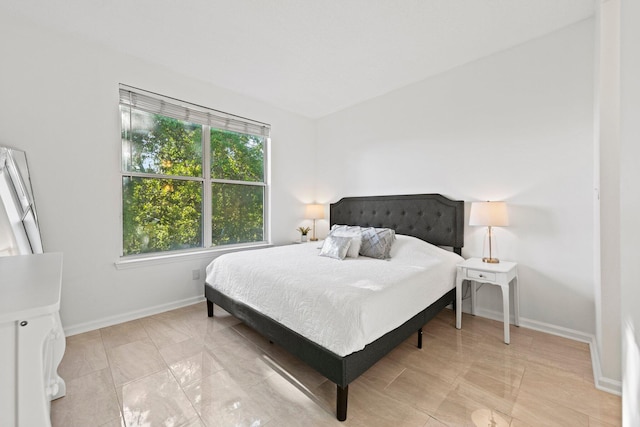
[0,146,43,255]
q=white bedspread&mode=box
[205,235,463,357]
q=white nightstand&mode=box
[455,258,519,344]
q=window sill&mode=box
[114,242,272,270]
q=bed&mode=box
[204,193,464,421]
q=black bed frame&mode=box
[205,194,464,421]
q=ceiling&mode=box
[3,1,595,118]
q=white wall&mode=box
[620,0,640,423]
[317,20,596,334]
[0,10,316,332]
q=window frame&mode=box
[118,85,270,262]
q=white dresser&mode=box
[0,253,66,427]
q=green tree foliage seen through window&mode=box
[121,108,265,256]
[210,129,264,245]
[123,177,202,255]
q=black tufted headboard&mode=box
[330,194,464,255]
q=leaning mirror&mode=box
[0,146,43,256]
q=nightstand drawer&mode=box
[467,269,496,281]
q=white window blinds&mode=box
[119,85,270,138]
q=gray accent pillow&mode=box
[359,227,395,259]
[377,227,396,240]
[319,235,352,260]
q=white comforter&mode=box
[205,235,463,356]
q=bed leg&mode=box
[336,384,348,421]
[418,328,423,349]
[207,300,214,317]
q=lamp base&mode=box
[482,257,500,264]
[310,238,319,242]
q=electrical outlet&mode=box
[192,269,200,280]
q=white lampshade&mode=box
[469,201,509,227]
[304,204,325,220]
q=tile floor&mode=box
[51,302,621,426]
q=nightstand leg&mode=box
[501,283,510,344]
[470,281,477,316]
[455,271,463,329]
[513,275,520,327]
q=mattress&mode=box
[205,234,463,356]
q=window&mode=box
[119,85,269,257]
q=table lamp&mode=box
[304,204,325,241]
[469,201,509,263]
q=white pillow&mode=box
[319,235,352,260]
[329,225,362,258]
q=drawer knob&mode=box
[479,274,485,278]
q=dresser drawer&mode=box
[466,269,496,282]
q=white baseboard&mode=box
[588,337,623,396]
[472,307,621,396]
[63,295,206,337]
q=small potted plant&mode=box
[297,226,311,242]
